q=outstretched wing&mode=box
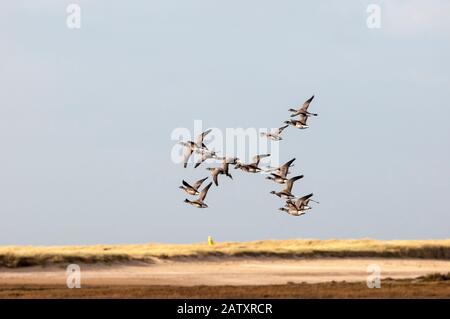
[194,153,208,168]
[285,175,303,192]
[276,124,289,134]
[212,169,220,186]
[199,182,213,201]
[296,193,313,209]
[182,180,192,188]
[222,161,230,174]
[299,113,309,125]
[299,95,314,112]
[285,200,297,210]
[279,158,296,178]
[196,129,212,146]
[183,147,193,168]
[192,177,208,190]
[252,153,270,165]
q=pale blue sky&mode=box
[1,1,449,245]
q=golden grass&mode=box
[1,239,450,268]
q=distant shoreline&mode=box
[1,239,450,268]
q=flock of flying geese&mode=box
[178,95,319,217]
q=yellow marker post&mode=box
[208,236,214,246]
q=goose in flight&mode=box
[179,129,212,168]
[194,128,213,149]
[280,193,319,216]
[235,154,270,173]
[265,158,296,184]
[286,193,319,210]
[194,148,218,168]
[260,125,289,141]
[278,201,305,216]
[288,95,317,117]
[270,175,303,199]
[184,182,213,208]
[221,156,240,165]
[284,113,310,129]
[179,177,208,195]
[206,158,233,186]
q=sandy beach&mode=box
[1,257,449,286]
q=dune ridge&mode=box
[1,239,450,268]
